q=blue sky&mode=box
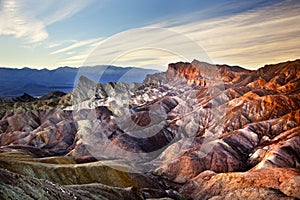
[0,0,300,70]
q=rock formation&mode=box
[0,59,299,199]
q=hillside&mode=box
[0,59,299,199]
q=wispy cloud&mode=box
[0,0,48,42]
[43,0,94,26]
[50,0,300,69]
[63,27,212,69]
[45,40,77,50]
[0,0,92,43]
[50,38,102,55]
[47,43,63,49]
[163,0,300,68]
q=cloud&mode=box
[53,0,300,69]
[47,43,63,49]
[55,38,102,66]
[54,28,206,69]
[50,37,103,67]
[0,0,48,42]
[42,0,94,25]
[0,0,92,43]
[50,38,102,55]
[163,0,300,68]
[76,27,212,69]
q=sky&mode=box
[0,0,300,70]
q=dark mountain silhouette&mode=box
[0,65,158,97]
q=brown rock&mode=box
[180,168,300,199]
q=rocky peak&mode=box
[166,60,219,84]
[146,59,252,86]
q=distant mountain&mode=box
[0,65,158,97]
[0,93,36,104]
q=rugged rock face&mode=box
[0,109,76,156]
[180,168,300,199]
[0,59,299,199]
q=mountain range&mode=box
[0,59,299,199]
[0,65,158,97]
